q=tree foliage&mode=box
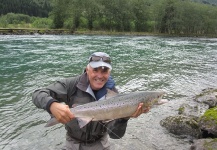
[0,13,52,28]
[1,0,217,35]
[49,0,217,35]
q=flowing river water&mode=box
[0,35,217,150]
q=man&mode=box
[32,52,149,150]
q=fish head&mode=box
[154,91,168,105]
[143,91,167,107]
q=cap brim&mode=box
[89,61,112,70]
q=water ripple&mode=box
[0,35,217,150]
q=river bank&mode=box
[0,28,74,35]
[0,28,217,38]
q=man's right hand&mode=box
[50,102,75,124]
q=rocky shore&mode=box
[1,28,217,38]
[0,28,74,35]
[160,88,217,150]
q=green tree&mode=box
[159,0,177,34]
[51,0,70,28]
[132,0,151,32]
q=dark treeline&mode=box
[50,0,217,35]
[0,0,52,17]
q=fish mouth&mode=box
[157,99,169,105]
[157,92,168,105]
[159,91,167,98]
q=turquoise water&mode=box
[0,35,217,150]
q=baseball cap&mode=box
[88,52,112,70]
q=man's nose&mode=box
[96,71,103,78]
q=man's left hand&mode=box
[131,103,150,118]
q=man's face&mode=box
[86,66,110,90]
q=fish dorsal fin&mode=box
[106,89,126,99]
[77,117,93,128]
[106,89,118,99]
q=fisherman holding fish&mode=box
[32,52,150,150]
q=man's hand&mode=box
[131,103,150,118]
[50,102,75,124]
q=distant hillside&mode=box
[0,0,52,17]
[192,0,217,6]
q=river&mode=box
[0,35,217,150]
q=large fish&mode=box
[45,90,167,128]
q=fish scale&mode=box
[45,91,167,128]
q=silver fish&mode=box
[45,90,167,128]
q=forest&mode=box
[0,0,217,35]
[0,0,52,17]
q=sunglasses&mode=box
[89,56,111,64]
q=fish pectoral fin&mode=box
[77,117,93,128]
